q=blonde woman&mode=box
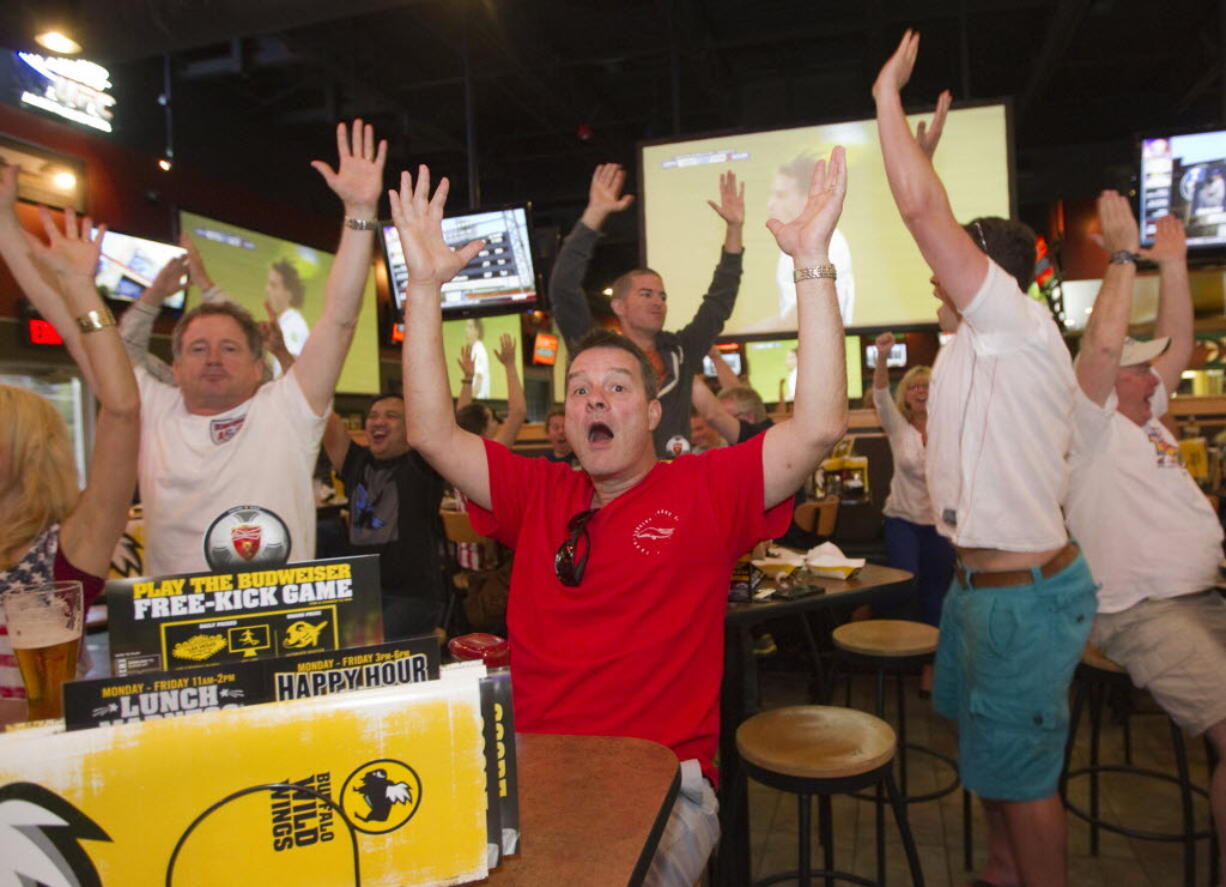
[0,173,140,699]
[871,332,953,684]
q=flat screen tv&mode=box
[744,335,863,404]
[382,204,537,323]
[92,229,187,311]
[1139,128,1226,251]
[178,211,381,395]
[865,342,907,369]
[639,103,1012,333]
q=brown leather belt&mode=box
[954,542,1080,589]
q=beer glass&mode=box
[3,580,83,721]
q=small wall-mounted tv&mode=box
[382,204,538,322]
[865,342,907,369]
[1139,128,1226,252]
[92,229,187,311]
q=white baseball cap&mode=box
[1119,336,1170,367]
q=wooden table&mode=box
[716,563,915,887]
[486,733,680,886]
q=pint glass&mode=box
[3,580,83,721]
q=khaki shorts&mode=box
[1090,591,1226,736]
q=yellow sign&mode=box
[1,675,489,886]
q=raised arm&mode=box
[322,412,352,471]
[117,253,188,383]
[707,170,745,254]
[549,164,635,348]
[708,344,740,391]
[760,147,850,508]
[873,31,986,309]
[1076,191,1140,406]
[26,208,139,578]
[0,166,100,391]
[292,119,386,415]
[1143,215,1193,392]
[691,376,740,445]
[392,167,492,508]
[492,334,527,449]
[455,343,476,410]
[872,331,894,390]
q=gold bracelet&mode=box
[793,265,837,283]
[76,307,116,333]
[344,216,379,231]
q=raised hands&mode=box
[916,90,951,159]
[1139,214,1187,266]
[707,171,745,226]
[310,119,388,215]
[138,254,189,307]
[178,233,214,291]
[875,331,895,356]
[27,206,103,281]
[873,29,920,99]
[766,146,847,261]
[1095,190,1140,257]
[581,163,635,230]
[495,333,517,366]
[456,343,476,380]
[388,165,485,291]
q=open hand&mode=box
[177,233,213,290]
[27,206,103,279]
[765,146,847,261]
[707,171,745,226]
[1138,214,1186,265]
[1095,190,1139,256]
[495,333,516,366]
[142,254,189,305]
[916,90,951,159]
[388,165,485,289]
[873,29,920,98]
[457,343,475,378]
[587,163,635,216]
[311,119,388,215]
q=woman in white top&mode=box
[871,332,954,639]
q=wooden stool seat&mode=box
[737,705,896,780]
[832,619,939,658]
[1081,642,1126,674]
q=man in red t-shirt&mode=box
[391,154,850,886]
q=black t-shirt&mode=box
[737,417,774,443]
[340,444,445,604]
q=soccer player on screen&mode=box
[394,150,848,886]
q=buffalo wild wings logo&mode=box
[631,508,679,556]
[0,781,112,886]
[204,505,291,571]
[340,759,422,835]
[209,415,246,444]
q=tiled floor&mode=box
[743,665,1219,886]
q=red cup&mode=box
[448,632,510,668]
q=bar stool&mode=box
[1061,644,1218,887]
[737,705,925,886]
[831,620,970,869]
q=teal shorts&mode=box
[932,550,1096,801]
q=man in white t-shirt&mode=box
[875,32,1096,887]
[135,120,387,577]
[1066,193,1226,876]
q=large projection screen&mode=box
[640,103,1011,334]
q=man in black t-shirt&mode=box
[323,396,445,638]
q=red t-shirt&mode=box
[468,434,791,784]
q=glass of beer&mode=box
[3,580,83,721]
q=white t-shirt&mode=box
[136,367,328,577]
[1066,374,1223,613]
[471,340,491,399]
[926,259,1074,551]
[775,228,854,325]
[873,386,934,525]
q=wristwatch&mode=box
[1109,250,1140,264]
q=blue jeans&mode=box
[882,517,955,626]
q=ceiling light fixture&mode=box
[34,30,81,55]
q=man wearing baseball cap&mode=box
[1066,192,1226,880]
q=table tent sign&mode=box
[0,662,520,885]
